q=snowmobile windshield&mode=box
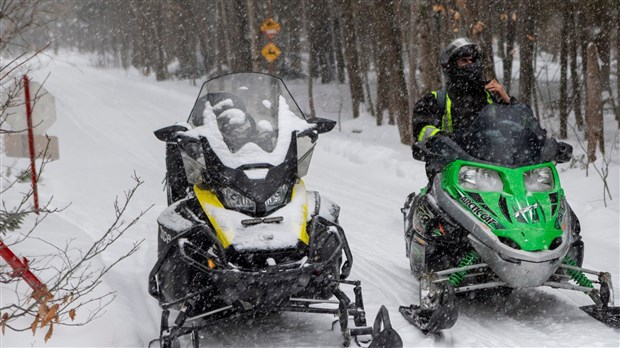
[451,104,549,166]
[185,73,314,169]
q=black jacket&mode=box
[412,83,517,142]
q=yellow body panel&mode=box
[193,186,234,248]
[194,180,309,250]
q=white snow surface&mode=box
[1,51,619,347]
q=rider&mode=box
[412,37,517,144]
[411,37,582,240]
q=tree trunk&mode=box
[517,1,536,106]
[340,0,363,118]
[246,0,261,72]
[586,43,604,162]
[373,1,410,142]
[230,0,253,73]
[594,0,612,92]
[500,0,515,94]
[284,2,303,73]
[372,2,389,126]
[407,0,420,123]
[418,0,442,95]
[302,0,316,118]
[332,6,346,84]
[218,0,233,71]
[569,1,583,130]
[152,2,168,81]
[617,4,620,127]
[559,1,569,139]
[308,0,336,83]
[469,0,496,81]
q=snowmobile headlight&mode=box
[265,184,289,213]
[220,187,256,213]
[524,167,554,192]
[458,166,503,192]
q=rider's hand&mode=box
[485,79,510,103]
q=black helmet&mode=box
[441,38,484,84]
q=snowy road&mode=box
[2,52,618,347]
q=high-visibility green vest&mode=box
[417,90,493,142]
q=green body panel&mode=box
[441,160,565,252]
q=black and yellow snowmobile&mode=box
[148,73,402,347]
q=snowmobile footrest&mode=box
[580,305,620,328]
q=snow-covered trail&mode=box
[2,52,618,347]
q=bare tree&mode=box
[302,0,316,118]
[1,2,147,342]
[417,0,442,96]
[517,1,537,107]
[569,0,584,130]
[559,0,570,139]
[498,0,516,94]
[340,0,363,118]
[585,43,605,163]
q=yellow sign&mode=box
[260,18,282,35]
[260,18,281,39]
[261,43,282,63]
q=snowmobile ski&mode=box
[398,281,457,334]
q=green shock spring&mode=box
[563,255,593,288]
[448,250,480,287]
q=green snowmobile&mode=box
[400,103,620,333]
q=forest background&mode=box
[13,0,617,153]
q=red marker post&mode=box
[0,240,46,296]
[23,75,40,214]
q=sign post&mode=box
[260,17,282,75]
[0,239,46,297]
[2,76,59,213]
[23,75,40,213]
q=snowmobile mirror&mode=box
[154,124,189,142]
[555,141,572,163]
[307,117,337,134]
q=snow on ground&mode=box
[1,51,619,347]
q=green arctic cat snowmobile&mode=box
[400,103,620,333]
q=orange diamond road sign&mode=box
[261,43,282,63]
[260,17,281,39]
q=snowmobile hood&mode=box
[442,160,567,252]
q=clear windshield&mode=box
[183,73,315,170]
[451,104,548,166]
[189,73,306,152]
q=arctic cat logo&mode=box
[514,203,539,218]
[459,196,498,226]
